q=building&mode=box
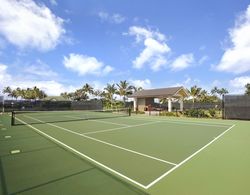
[130,86,190,112]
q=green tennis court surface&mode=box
[1,112,250,195]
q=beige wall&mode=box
[137,98,145,111]
[137,98,155,111]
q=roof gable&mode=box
[130,86,189,98]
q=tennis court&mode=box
[2,109,237,194]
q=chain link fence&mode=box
[2,100,103,112]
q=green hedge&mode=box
[184,108,221,118]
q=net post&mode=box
[128,107,131,116]
[11,111,15,126]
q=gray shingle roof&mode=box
[130,86,188,98]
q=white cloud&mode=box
[98,11,125,24]
[63,53,113,76]
[229,76,250,88]
[229,76,250,94]
[103,65,114,74]
[0,64,11,87]
[215,5,250,74]
[11,80,77,96]
[23,60,58,77]
[170,53,194,71]
[127,26,166,43]
[0,0,65,51]
[127,26,170,71]
[0,63,77,96]
[129,79,151,89]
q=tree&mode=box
[211,87,219,96]
[132,86,143,93]
[116,80,133,103]
[11,89,19,100]
[2,86,12,98]
[61,92,75,100]
[32,86,40,99]
[82,83,94,95]
[211,87,228,99]
[60,92,71,100]
[37,90,47,99]
[73,89,88,101]
[218,88,228,98]
[15,87,23,99]
[92,89,103,99]
[104,83,117,107]
[245,83,250,95]
[189,85,202,104]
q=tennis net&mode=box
[11,108,131,126]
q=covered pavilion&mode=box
[129,86,190,112]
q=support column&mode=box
[179,98,184,111]
[168,98,172,112]
[133,98,137,112]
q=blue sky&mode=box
[0,0,250,95]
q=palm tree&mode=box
[104,83,117,107]
[218,88,229,98]
[245,83,250,95]
[2,86,12,98]
[93,89,103,99]
[132,86,143,93]
[116,80,133,103]
[60,92,70,100]
[24,88,33,100]
[189,85,202,104]
[38,90,47,99]
[11,89,19,100]
[73,89,88,101]
[211,87,228,99]
[82,83,93,95]
[32,86,40,100]
[199,90,209,102]
[211,86,219,96]
[15,87,23,99]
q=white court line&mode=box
[129,116,232,128]
[65,115,130,127]
[15,117,147,189]
[145,124,236,189]
[22,115,235,189]
[83,121,162,135]
[24,115,177,166]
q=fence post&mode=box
[222,94,225,119]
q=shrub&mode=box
[159,111,179,117]
[184,109,207,118]
[132,110,145,114]
[208,108,216,117]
